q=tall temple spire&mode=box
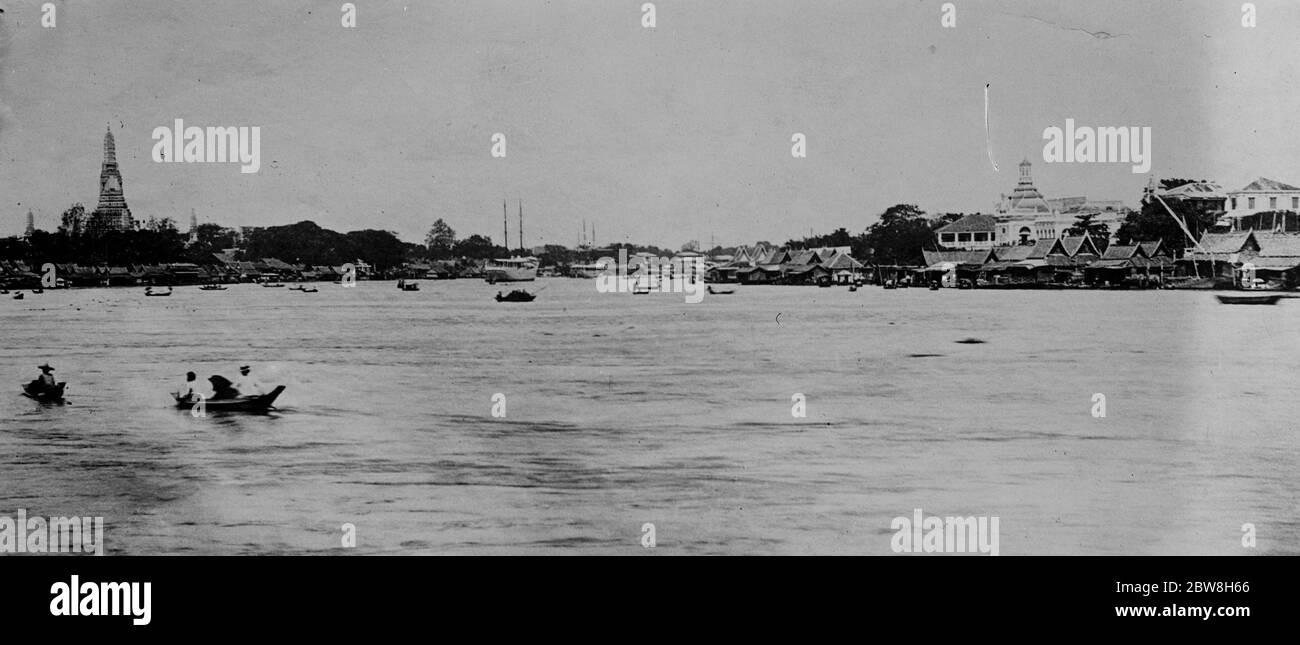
[89,124,134,234]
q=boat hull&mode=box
[22,382,66,403]
[1216,294,1284,305]
[175,385,286,413]
[484,268,537,283]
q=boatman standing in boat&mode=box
[234,365,265,396]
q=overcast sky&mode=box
[2,0,1298,247]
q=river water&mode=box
[1,280,1296,554]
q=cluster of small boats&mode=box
[20,373,286,414]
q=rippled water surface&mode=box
[2,280,1297,554]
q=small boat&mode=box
[199,284,227,291]
[262,283,285,288]
[145,288,172,297]
[1216,294,1284,305]
[22,381,66,403]
[175,385,286,413]
[848,285,858,292]
[707,286,735,295]
[397,279,420,291]
[12,292,23,300]
[883,280,896,290]
[31,288,43,294]
[299,287,318,293]
[495,289,536,302]
[928,283,940,291]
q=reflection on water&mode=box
[1,281,1297,554]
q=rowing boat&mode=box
[22,382,66,403]
[174,385,286,413]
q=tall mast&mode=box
[503,200,508,250]
[518,199,524,251]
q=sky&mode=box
[1,0,1299,248]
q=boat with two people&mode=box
[396,279,420,291]
[174,372,286,413]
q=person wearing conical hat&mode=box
[36,364,56,390]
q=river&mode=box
[1,280,1296,554]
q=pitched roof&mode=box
[1244,256,1300,270]
[1161,181,1224,199]
[922,249,994,266]
[813,246,852,260]
[1138,241,1165,257]
[1254,232,1300,257]
[762,248,792,265]
[1101,244,1144,260]
[1027,238,1067,259]
[1236,177,1300,192]
[993,245,1034,261]
[825,254,863,270]
[1060,236,1102,258]
[935,213,997,234]
[1196,231,1257,254]
[788,250,817,265]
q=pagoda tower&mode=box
[89,125,135,234]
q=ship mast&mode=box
[503,200,508,251]
[518,199,524,252]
